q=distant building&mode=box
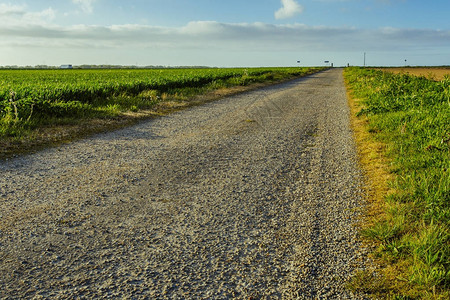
[60,64,73,69]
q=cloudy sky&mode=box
[0,0,449,67]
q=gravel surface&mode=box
[0,69,369,299]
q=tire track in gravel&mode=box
[0,69,369,299]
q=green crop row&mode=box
[345,67,449,298]
[0,68,260,119]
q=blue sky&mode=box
[0,0,449,67]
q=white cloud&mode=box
[0,3,26,16]
[27,8,56,23]
[275,0,304,20]
[72,0,97,14]
[0,20,448,52]
[0,4,56,27]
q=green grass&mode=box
[344,67,449,298]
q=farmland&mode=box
[345,67,449,298]
[375,67,450,81]
[0,67,323,157]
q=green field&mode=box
[345,67,449,299]
[0,67,322,148]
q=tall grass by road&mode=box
[345,67,449,298]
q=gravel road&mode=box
[0,69,369,299]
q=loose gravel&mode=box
[0,69,369,299]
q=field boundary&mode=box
[344,67,450,299]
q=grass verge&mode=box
[0,68,323,159]
[344,67,449,299]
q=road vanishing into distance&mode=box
[0,69,369,299]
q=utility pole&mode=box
[364,52,366,67]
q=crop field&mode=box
[0,67,320,125]
[0,67,322,156]
[375,67,450,81]
[345,67,449,298]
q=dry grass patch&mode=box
[374,67,450,81]
[346,87,395,218]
